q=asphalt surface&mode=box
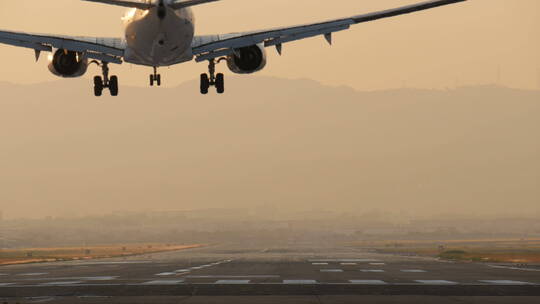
[1,243,539,303]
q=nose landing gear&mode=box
[150,66,161,86]
[200,58,225,95]
[92,61,119,97]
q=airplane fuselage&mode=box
[123,4,195,67]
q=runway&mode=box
[1,243,539,303]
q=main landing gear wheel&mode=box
[199,58,226,95]
[150,67,161,86]
[92,61,119,97]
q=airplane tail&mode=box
[170,0,220,10]
[83,0,219,10]
[82,0,153,9]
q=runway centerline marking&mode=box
[320,269,344,272]
[401,269,427,273]
[369,263,386,266]
[312,263,328,265]
[143,280,184,285]
[480,280,533,285]
[283,280,318,284]
[17,273,48,276]
[349,280,387,285]
[155,272,176,276]
[360,269,385,273]
[415,280,458,285]
[340,263,357,265]
[215,280,250,284]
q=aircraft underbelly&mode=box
[124,8,194,66]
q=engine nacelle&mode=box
[48,49,88,78]
[226,44,267,74]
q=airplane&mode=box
[0,0,467,96]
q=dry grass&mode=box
[0,243,204,266]
[349,238,540,263]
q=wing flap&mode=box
[170,0,220,10]
[0,30,125,64]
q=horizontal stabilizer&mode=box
[82,0,153,10]
[170,0,220,10]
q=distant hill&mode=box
[0,77,538,219]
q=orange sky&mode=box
[0,0,539,90]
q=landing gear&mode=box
[200,58,225,95]
[150,67,161,86]
[92,61,119,97]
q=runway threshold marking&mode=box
[215,280,250,284]
[479,280,533,285]
[283,280,318,284]
[401,269,427,273]
[415,280,458,285]
[349,280,387,285]
[360,269,385,273]
[143,280,184,285]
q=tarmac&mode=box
[1,243,539,303]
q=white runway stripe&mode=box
[341,263,357,265]
[320,269,344,273]
[0,283,15,287]
[415,280,458,285]
[401,269,426,273]
[360,269,385,273]
[143,280,184,285]
[215,280,250,284]
[309,259,380,262]
[312,263,328,265]
[186,275,280,278]
[24,276,118,281]
[39,281,83,286]
[488,265,540,272]
[155,272,176,276]
[349,280,387,285]
[370,263,386,266]
[480,280,532,285]
[283,280,317,284]
[0,274,8,276]
[18,273,48,276]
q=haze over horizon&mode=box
[1,78,538,220]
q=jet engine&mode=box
[48,49,89,78]
[226,44,267,74]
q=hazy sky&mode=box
[0,0,539,90]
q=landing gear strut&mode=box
[92,61,118,97]
[150,66,161,86]
[200,58,225,95]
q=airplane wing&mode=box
[0,30,125,63]
[192,0,466,62]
